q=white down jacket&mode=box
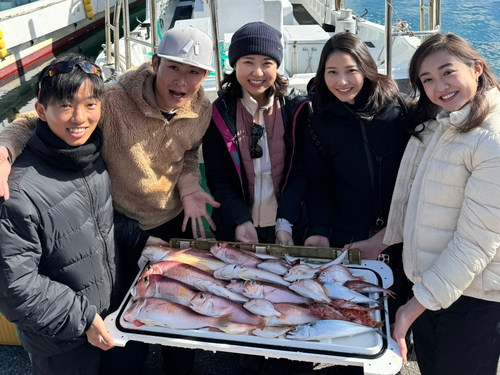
[384,88,500,311]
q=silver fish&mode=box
[323,282,387,307]
[216,265,291,287]
[286,320,381,341]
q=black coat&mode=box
[0,132,148,357]
[305,92,410,247]
[203,89,310,241]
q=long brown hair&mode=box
[408,33,500,132]
[312,32,399,116]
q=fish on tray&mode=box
[131,275,198,306]
[142,246,226,273]
[343,280,396,298]
[190,292,265,325]
[285,320,383,341]
[217,323,261,335]
[252,326,296,339]
[226,280,245,294]
[211,242,279,260]
[210,242,262,268]
[214,264,291,287]
[242,280,312,304]
[323,282,387,307]
[141,261,248,303]
[308,302,382,328]
[256,259,291,276]
[123,297,228,329]
[283,252,349,282]
[317,264,364,284]
[264,303,321,326]
[243,299,282,317]
[289,279,331,303]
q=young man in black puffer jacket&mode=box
[0,53,166,375]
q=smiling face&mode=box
[152,56,209,111]
[235,55,277,106]
[324,51,365,105]
[35,79,101,146]
[418,50,483,112]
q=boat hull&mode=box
[0,0,145,90]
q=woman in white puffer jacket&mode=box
[347,33,500,375]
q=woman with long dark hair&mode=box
[304,32,411,331]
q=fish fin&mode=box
[214,315,232,328]
[133,320,144,327]
[141,319,157,327]
[356,275,366,281]
[375,321,385,328]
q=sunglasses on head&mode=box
[250,123,264,159]
[38,61,102,93]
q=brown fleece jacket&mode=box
[0,62,212,230]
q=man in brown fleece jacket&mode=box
[0,26,218,375]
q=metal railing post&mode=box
[123,0,131,69]
[114,0,123,71]
[150,0,158,54]
[209,0,221,90]
[420,0,425,43]
[105,0,112,64]
[435,0,441,30]
[385,0,393,77]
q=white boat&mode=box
[95,0,442,95]
[0,0,145,92]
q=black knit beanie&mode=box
[229,22,283,67]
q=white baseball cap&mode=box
[157,26,214,72]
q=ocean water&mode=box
[346,0,500,75]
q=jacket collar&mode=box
[437,87,500,128]
[118,62,204,121]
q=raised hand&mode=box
[181,190,221,239]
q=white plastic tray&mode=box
[104,258,402,375]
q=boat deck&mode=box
[292,3,317,25]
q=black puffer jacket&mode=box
[305,90,410,247]
[0,132,148,357]
[203,88,310,241]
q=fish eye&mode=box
[147,265,152,271]
[217,243,221,249]
[144,276,149,283]
[320,271,325,276]
[199,293,204,299]
[251,281,257,286]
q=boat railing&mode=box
[384,0,441,75]
[103,0,159,74]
